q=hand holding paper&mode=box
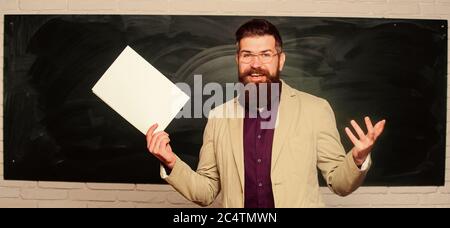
[146,123,176,169]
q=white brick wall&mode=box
[0,0,449,208]
[68,0,117,11]
[19,0,67,11]
[118,0,168,13]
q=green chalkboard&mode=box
[3,15,447,185]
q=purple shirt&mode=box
[243,110,275,208]
[243,85,281,208]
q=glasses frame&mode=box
[238,50,281,64]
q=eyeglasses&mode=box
[238,51,280,64]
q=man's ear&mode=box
[235,42,240,65]
[278,52,286,71]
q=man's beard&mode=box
[237,67,281,109]
[238,67,280,85]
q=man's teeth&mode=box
[251,73,263,76]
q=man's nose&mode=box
[249,56,262,68]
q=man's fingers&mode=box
[345,127,360,146]
[374,119,386,140]
[146,124,158,147]
[364,116,375,138]
[150,131,169,153]
[350,120,366,139]
[154,135,170,154]
[149,131,169,153]
[158,138,171,155]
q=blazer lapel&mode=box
[271,80,299,171]
[228,98,245,193]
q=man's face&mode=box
[236,35,286,85]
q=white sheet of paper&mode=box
[92,46,190,134]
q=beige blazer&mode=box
[161,80,370,207]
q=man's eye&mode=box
[262,53,272,58]
[242,54,251,58]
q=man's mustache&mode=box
[243,68,270,76]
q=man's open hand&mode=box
[345,117,386,166]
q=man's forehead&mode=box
[239,35,277,52]
[240,49,274,53]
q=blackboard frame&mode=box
[3,15,447,185]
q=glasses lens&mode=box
[239,52,278,63]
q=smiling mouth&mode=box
[247,74,266,83]
[250,73,265,77]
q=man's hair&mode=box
[235,19,283,53]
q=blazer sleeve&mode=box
[316,99,370,196]
[160,113,220,206]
